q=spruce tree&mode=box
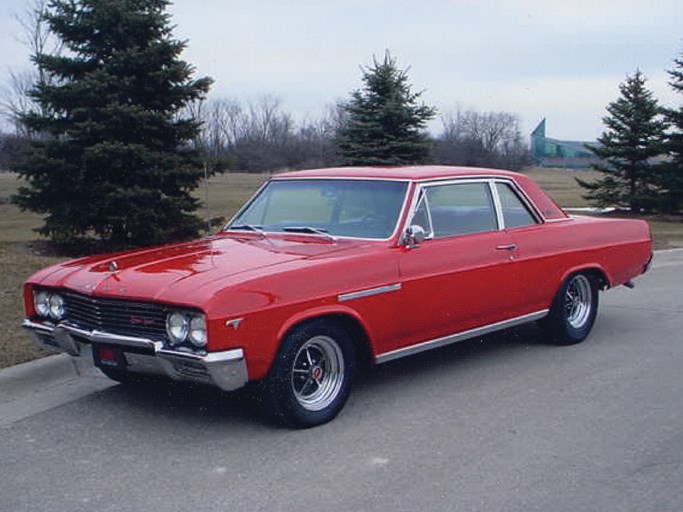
[336,51,436,165]
[660,50,683,213]
[13,0,212,250]
[577,71,667,213]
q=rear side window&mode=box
[496,182,537,229]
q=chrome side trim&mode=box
[21,319,248,391]
[338,283,402,302]
[375,310,549,364]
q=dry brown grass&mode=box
[0,171,270,369]
[523,167,602,207]
[0,243,63,367]
[0,168,680,369]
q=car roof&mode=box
[274,166,523,181]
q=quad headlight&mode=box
[34,290,51,318]
[49,294,66,320]
[33,290,66,320]
[188,315,207,347]
[166,311,207,348]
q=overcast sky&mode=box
[1,0,681,141]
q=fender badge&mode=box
[225,318,243,330]
[108,261,118,272]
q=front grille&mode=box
[63,292,168,341]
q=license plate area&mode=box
[93,345,127,370]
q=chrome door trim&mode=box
[375,309,548,364]
[338,283,402,302]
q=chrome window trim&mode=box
[400,177,545,240]
[489,180,505,230]
[273,176,413,182]
[406,188,435,239]
[404,178,501,240]
[545,217,573,223]
[375,309,549,364]
[224,177,413,243]
[491,179,543,226]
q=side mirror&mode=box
[403,224,426,249]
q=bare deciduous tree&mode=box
[193,96,344,172]
[434,109,529,170]
[1,0,62,133]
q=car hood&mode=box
[31,234,371,305]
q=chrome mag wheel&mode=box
[291,335,345,412]
[564,274,593,329]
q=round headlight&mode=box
[166,312,189,345]
[188,315,207,347]
[34,291,51,318]
[48,293,66,320]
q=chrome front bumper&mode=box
[22,319,248,391]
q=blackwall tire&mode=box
[261,319,357,428]
[541,273,599,345]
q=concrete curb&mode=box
[0,353,114,428]
[0,353,76,396]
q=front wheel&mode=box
[541,273,599,345]
[261,319,357,428]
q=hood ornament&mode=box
[108,261,118,272]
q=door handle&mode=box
[496,244,517,251]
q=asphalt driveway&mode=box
[1,250,682,512]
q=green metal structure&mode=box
[531,119,597,168]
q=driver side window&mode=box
[409,181,499,239]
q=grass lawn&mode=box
[0,168,681,369]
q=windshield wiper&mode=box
[226,224,267,238]
[282,226,335,241]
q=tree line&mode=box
[1,0,680,253]
[579,64,683,214]
[1,97,529,174]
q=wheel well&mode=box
[581,268,610,290]
[282,314,374,369]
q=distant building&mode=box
[530,119,599,169]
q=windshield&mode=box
[227,179,409,239]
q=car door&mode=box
[493,179,554,315]
[392,180,520,350]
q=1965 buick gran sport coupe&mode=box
[21,166,653,427]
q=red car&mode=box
[22,166,653,427]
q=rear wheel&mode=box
[541,273,599,345]
[261,319,356,428]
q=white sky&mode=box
[1,0,681,141]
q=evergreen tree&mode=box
[577,71,667,213]
[13,0,212,250]
[335,51,436,165]
[660,50,683,213]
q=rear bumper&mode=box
[22,319,248,391]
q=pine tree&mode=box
[12,0,212,250]
[577,71,667,213]
[335,51,436,165]
[660,50,683,213]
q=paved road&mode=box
[1,250,682,512]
